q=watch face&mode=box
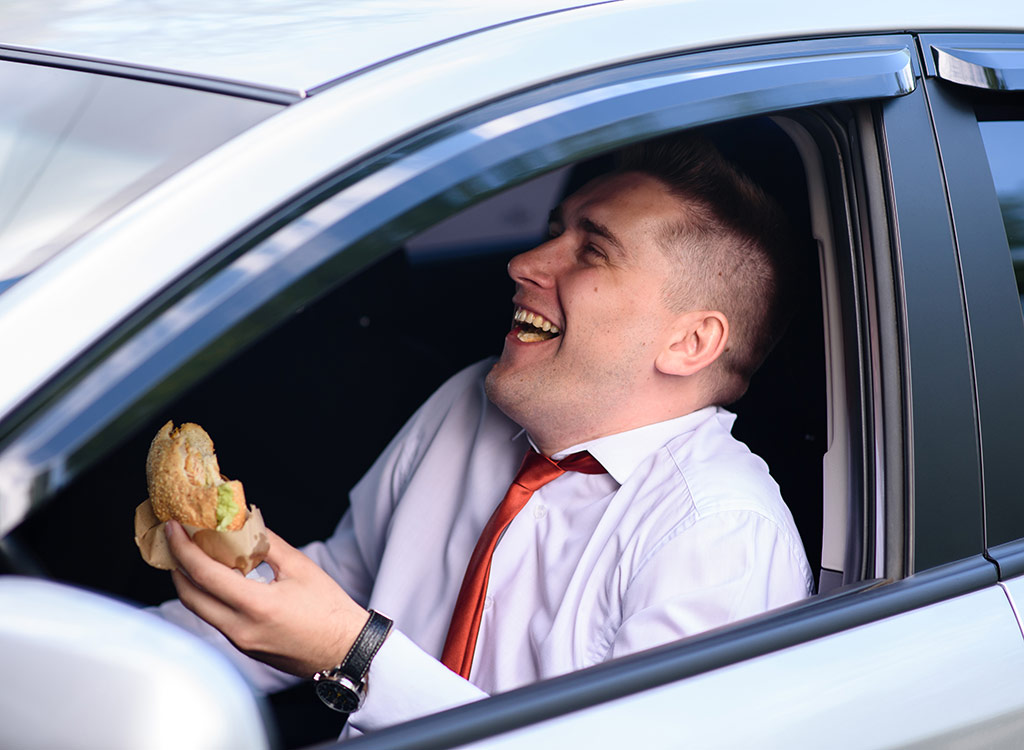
[315,678,361,714]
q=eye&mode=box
[582,243,606,260]
[547,221,563,239]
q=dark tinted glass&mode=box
[0,61,280,294]
[977,117,1024,302]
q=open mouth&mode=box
[512,306,561,342]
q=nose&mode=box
[508,236,564,289]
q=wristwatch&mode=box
[313,610,393,713]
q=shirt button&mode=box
[533,503,548,520]
[484,595,494,610]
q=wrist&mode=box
[327,608,371,672]
[313,609,393,713]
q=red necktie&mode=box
[441,449,606,678]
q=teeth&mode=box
[513,307,560,334]
[518,331,548,342]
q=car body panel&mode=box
[474,588,1024,749]
[349,580,1024,750]
[2,0,1023,94]
[1000,574,1024,638]
[0,0,610,96]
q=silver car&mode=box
[2,1,1024,748]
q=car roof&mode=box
[2,0,1022,99]
[0,0,612,98]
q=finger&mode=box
[261,529,307,576]
[165,520,257,608]
[170,567,241,631]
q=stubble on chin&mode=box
[484,359,527,424]
[485,357,580,451]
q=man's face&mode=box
[485,171,693,453]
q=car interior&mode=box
[3,116,831,746]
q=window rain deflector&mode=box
[924,34,1024,91]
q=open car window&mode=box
[3,117,833,744]
[3,31,1008,748]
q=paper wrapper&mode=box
[134,499,270,574]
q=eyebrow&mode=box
[581,217,625,254]
[548,207,628,256]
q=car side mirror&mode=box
[0,576,276,749]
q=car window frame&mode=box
[0,34,917,536]
[0,30,1003,746]
[873,73,987,572]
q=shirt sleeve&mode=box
[349,629,489,734]
[608,509,812,660]
[147,513,375,696]
[300,511,373,608]
[153,361,497,723]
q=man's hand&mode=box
[165,519,370,678]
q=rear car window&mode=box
[977,117,1024,304]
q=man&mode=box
[158,131,813,735]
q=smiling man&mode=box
[159,132,813,737]
[488,169,735,454]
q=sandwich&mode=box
[146,421,247,531]
[135,420,268,573]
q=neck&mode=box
[526,400,709,457]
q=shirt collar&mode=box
[524,405,727,485]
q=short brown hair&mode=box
[614,131,797,404]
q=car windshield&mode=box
[0,60,280,295]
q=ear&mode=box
[655,310,729,377]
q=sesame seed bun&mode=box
[145,421,247,531]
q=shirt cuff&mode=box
[349,628,488,733]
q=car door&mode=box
[2,11,1024,750]
[328,31,1023,750]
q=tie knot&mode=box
[512,449,605,492]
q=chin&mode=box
[484,360,535,425]
[484,360,514,410]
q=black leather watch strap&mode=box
[338,609,393,684]
[313,610,393,714]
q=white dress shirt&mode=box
[157,358,812,735]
